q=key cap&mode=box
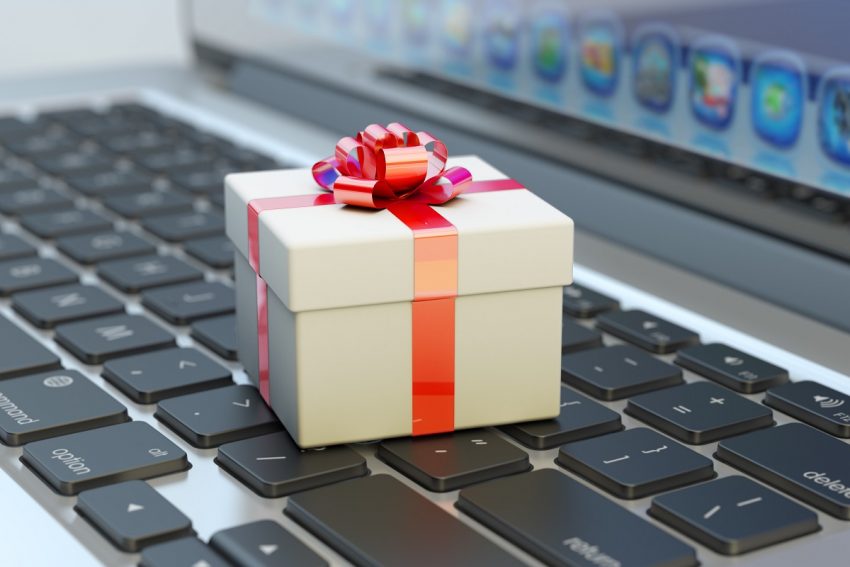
[287,474,521,567]
[216,432,367,497]
[13,284,124,328]
[211,520,327,567]
[101,130,173,154]
[0,315,61,378]
[0,169,38,191]
[0,257,78,296]
[97,254,203,293]
[142,211,225,242]
[33,149,115,176]
[717,423,850,519]
[207,191,225,208]
[102,347,231,404]
[561,344,683,400]
[136,146,216,174]
[170,165,236,195]
[55,313,174,364]
[377,429,530,492]
[0,233,37,261]
[649,475,819,555]
[561,317,603,353]
[184,235,234,269]
[676,343,789,393]
[562,284,619,318]
[21,421,189,495]
[103,190,194,219]
[556,427,714,499]
[57,230,155,264]
[5,131,81,157]
[0,369,127,445]
[500,386,622,449]
[457,469,698,567]
[155,384,281,448]
[597,309,700,354]
[140,538,231,567]
[75,480,193,552]
[0,187,73,215]
[66,169,153,196]
[764,380,850,437]
[21,208,112,239]
[0,116,51,136]
[191,314,238,360]
[142,281,235,325]
[625,381,774,444]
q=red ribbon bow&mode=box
[312,123,473,209]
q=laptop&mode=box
[1,0,848,565]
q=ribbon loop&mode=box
[312,124,471,209]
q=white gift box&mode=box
[225,155,574,447]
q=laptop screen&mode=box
[191,0,850,224]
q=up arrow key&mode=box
[259,544,278,556]
[127,503,144,513]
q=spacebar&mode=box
[0,314,60,378]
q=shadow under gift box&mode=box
[225,156,573,447]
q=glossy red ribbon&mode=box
[248,124,524,437]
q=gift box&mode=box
[225,125,573,447]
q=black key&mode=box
[155,384,280,448]
[57,230,155,264]
[66,169,153,196]
[377,429,530,492]
[625,381,774,444]
[20,208,112,238]
[716,423,850,519]
[0,315,61,378]
[764,380,850,438]
[218,146,277,168]
[207,191,225,208]
[0,257,77,296]
[184,235,234,269]
[0,169,38,191]
[170,165,235,194]
[211,520,327,567]
[21,421,189,495]
[0,187,73,215]
[556,427,714,499]
[55,313,174,364]
[191,314,238,360]
[140,538,231,567]
[562,283,619,318]
[103,190,194,219]
[136,146,216,174]
[457,469,698,567]
[216,431,366,497]
[0,369,127,445]
[561,317,603,353]
[5,130,81,157]
[97,254,202,293]
[75,480,193,552]
[33,149,115,176]
[142,211,225,242]
[102,347,231,404]
[649,476,819,555]
[142,281,235,324]
[286,474,521,567]
[62,113,139,137]
[101,130,173,154]
[0,116,51,137]
[676,343,789,393]
[561,344,683,400]
[597,309,700,354]
[0,233,37,261]
[500,386,622,449]
[13,284,124,328]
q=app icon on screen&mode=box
[483,0,522,71]
[689,40,739,129]
[442,0,473,56]
[578,15,621,96]
[751,52,805,148]
[633,28,677,112]
[530,10,569,83]
[818,70,850,167]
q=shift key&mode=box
[22,421,189,495]
[0,315,61,379]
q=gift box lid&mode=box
[225,155,573,313]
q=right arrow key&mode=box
[210,520,327,567]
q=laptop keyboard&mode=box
[0,100,848,566]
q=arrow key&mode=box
[142,281,235,325]
[211,520,327,566]
[155,384,281,448]
[75,480,194,552]
[140,538,230,567]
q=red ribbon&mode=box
[248,123,524,437]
